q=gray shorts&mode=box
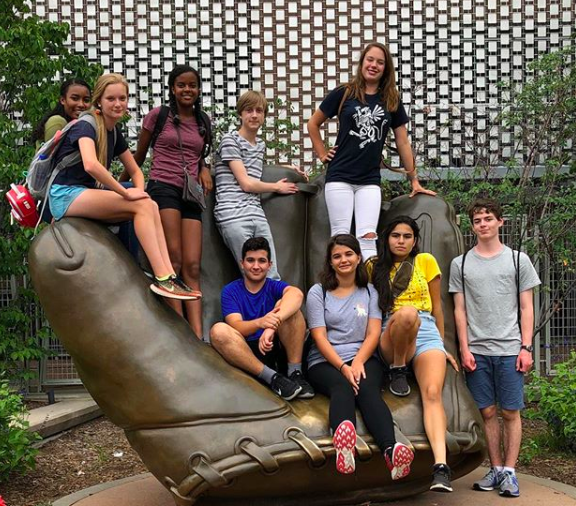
[216,218,280,280]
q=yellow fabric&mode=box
[391,253,441,313]
[365,255,377,280]
[44,115,67,141]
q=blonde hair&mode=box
[338,42,400,116]
[90,73,129,166]
[236,90,268,116]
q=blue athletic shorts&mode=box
[381,310,446,361]
[465,354,525,410]
[49,184,87,221]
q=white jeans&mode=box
[325,182,381,260]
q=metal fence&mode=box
[0,274,81,388]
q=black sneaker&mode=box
[389,366,410,396]
[270,373,302,401]
[430,463,453,492]
[289,370,315,399]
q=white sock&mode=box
[503,466,515,475]
[494,465,504,473]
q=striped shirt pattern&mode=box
[214,131,267,225]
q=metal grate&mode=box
[40,332,82,385]
[29,0,576,168]
[0,276,17,308]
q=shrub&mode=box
[0,377,40,482]
[0,0,101,385]
[526,351,576,452]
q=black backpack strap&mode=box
[150,105,170,149]
[198,110,212,158]
[511,248,522,333]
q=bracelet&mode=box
[339,363,347,373]
[406,169,417,181]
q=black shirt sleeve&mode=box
[390,101,410,129]
[113,127,129,157]
[67,121,97,149]
[319,86,347,119]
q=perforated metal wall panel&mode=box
[31,0,575,168]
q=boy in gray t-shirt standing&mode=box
[213,90,305,280]
[449,199,540,498]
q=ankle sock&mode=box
[156,274,172,282]
[287,362,302,376]
[258,365,276,385]
[494,465,504,473]
[503,466,515,475]
[384,446,393,461]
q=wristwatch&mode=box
[520,344,534,353]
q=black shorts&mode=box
[247,337,280,369]
[146,179,202,221]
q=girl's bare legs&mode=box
[413,350,448,464]
[157,208,185,316]
[151,201,176,275]
[66,189,173,277]
[181,219,203,338]
[379,306,419,366]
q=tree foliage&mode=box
[411,44,576,339]
[0,0,101,384]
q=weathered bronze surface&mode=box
[29,166,484,505]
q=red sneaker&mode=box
[333,420,356,474]
[385,442,414,480]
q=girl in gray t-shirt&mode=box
[306,234,414,479]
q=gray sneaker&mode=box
[499,471,520,497]
[473,467,504,491]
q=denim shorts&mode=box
[465,354,525,410]
[382,310,446,360]
[49,184,87,221]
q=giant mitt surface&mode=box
[29,167,484,505]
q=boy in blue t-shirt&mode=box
[210,237,314,401]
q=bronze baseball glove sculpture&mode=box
[29,167,484,505]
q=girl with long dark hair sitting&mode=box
[307,234,414,478]
[371,216,458,492]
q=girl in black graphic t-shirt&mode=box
[308,42,435,261]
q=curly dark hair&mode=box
[31,78,91,145]
[167,65,212,157]
[319,234,368,291]
[372,216,420,313]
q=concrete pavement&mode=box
[52,466,576,506]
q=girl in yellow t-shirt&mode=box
[371,216,458,493]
